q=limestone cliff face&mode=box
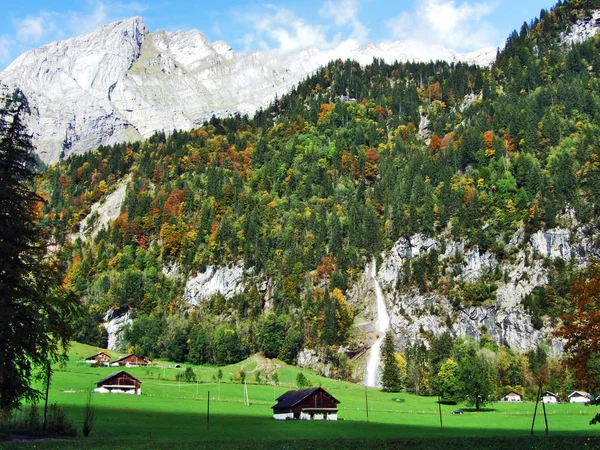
[103,308,132,351]
[0,17,496,164]
[0,18,148,163]
[182,265,245,306]
[349,223,599,358]
[175,222,594,372]
[561,10,600,45]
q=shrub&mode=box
[47,403,76,436]
[82,391,96,438]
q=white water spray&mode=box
[365,259,390,387]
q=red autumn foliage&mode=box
[364,148,380,180]
[425,82,442,101]
[483,130,494,149]
[429,135,443,153]
[314,256,335,281]
[556,261,600,391]
[164,189,187,218]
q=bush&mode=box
[47,403,76,436]
[296,372,309,388]
[184,367,197,383]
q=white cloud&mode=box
[66,3,108,36]
[66,1,149,36]
[236,1,372,53]
[11,1,148,45]
[14,16,47,43]
[239,5,329,53]
[320,0,369,43]
[386,0,499,51]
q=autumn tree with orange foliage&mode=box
[425,81,442,102]
[556,261,600,392]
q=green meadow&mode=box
[1,343,600,449]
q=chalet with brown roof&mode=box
[503,390,522,402]
[94,371,142,395]
[569,391,592,403]
[542,391,560,403]
[110,354,150,367]
[272,387,339,420]
[85,351,110,366]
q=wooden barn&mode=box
[272,387,339,420]
[94,371,142,395]
[542,391,560,404]
[85,351,110,366]
[503,390,522,402]
[110,354,150,367]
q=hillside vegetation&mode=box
[35,0,600,397]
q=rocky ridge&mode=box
[0,16,496,164]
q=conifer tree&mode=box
[381,331,403,392]
[0,92,78,411]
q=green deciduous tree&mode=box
[0,94,79,411]
[214,326,243,365]
[434,358,461,403]
[457,352,494,411]
[259,314,284,358]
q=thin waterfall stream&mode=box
[365,258,390,387]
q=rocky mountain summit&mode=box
[0,16,496,164]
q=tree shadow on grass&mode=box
[461,407,498,412]
[3,401,600,450]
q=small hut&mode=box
[503,390,522,402]
[94,371,142,395]
[272,387,339,420]
[110,354,150,367]
[569,391,591,403]
[85,351,110,366]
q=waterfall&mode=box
[365,258,390,387]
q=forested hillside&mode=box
[37,0,600,398]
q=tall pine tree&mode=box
[0,92,78,411]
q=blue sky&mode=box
[0,0,558,70]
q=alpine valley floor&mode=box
[1,343,599,449]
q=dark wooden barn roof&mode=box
[272,387,340,410]
[96,370,141,386]
[113,354,148,364]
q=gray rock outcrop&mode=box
[183,264,245,306]
[560,11,600,45]
[103,308,132,351]
[76,175,130,241]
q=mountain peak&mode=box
[0,16,496,164]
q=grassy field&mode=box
[1,343,600,449]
